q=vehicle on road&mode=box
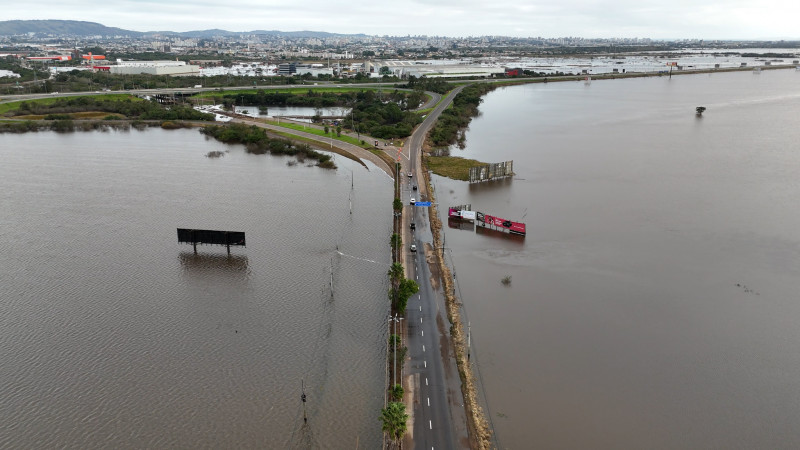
[407,172,413,178]
[412,185,417,191]
[410,244,417,252]
[410,197,416,205]
[410,222,416,230]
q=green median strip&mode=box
[262,119,372,149]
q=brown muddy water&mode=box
[434,69,800,449]
[0,128,392,448]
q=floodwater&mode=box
[433,69,800,448]
[0,128,392,448]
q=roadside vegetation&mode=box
[427,83,497,148]
[380,401,408,447]
[398,75,453,95]
[201,123,335,168]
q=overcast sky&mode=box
[6,0,800,40]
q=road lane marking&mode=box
[426,377,428,386]
[427,397,430,406]
[421,330,424,336]
[424,360,427,368]
[419,306,422,311]
[423,345,425,352]
[429,420,432,430]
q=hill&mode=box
[0,20,140,37]
[0,20,366,38]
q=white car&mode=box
[410,198,416,205]
[410,244,417,252]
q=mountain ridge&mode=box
[0,20,366,38]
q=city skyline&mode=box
[4,0,800,40]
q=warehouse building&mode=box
[108,60,201,76]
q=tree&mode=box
[390,233,402,251]
[393,198,403,212]
[389,384,404,401]
[388,262,404,285]
[395,278,419,312]
[380,402,408,443]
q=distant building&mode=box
[377,60,505,79]
[295,65,334,77]
[108,60,200,76]
[277,62,296,75]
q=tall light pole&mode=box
[390,314,404,387]
[468,321,471,361]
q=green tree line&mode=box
[427,83,497,147]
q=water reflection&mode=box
[448,217,475,231]
[178,251,250,277]
[474,225,527,244]
[466,176,514,192]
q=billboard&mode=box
[469,160,514,183]
[177,229,246,247]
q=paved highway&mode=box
[0,82,441,110]
[401,85,470,449]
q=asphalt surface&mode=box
[401,85,470,449]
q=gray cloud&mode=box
[5,0,799,38]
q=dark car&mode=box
[410,222,416,230]
[412,185,417,191]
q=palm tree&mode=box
[388,262,404,285]
[390,233,402,251]
[380,401,408,444]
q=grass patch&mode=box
[263,119,373,149]
[260,119,395,170]
[425,155,488,181]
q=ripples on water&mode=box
[435,69,800,449]
[0,128,391,448]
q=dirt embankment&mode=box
[422,158,493,450]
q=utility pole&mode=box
[301,379,307,423]
[468,322,471,361]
